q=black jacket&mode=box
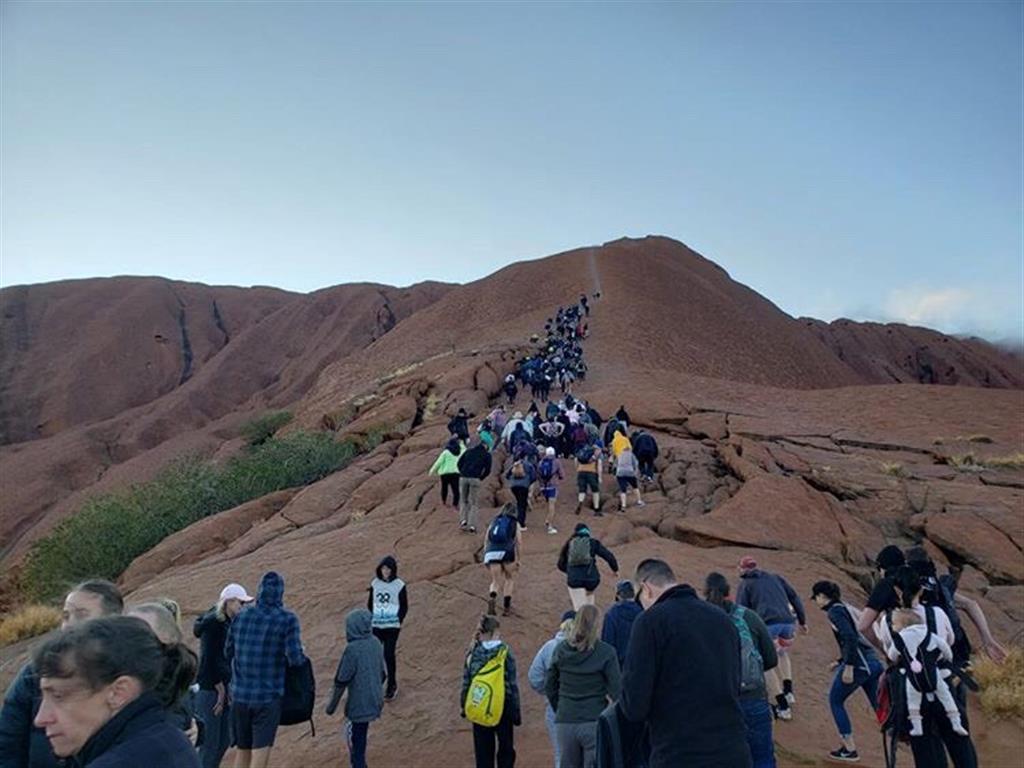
[0,663,60,768]
[631,433,658,459]
[457,444,492,480]
[557,535,618,591]
[448,414,470,440]
[825,601,879,670]
[193,609,232,690]
[619,585,751,768]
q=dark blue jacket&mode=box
[0,663,60,768]
[601,601,643,668]
[736,569,806,626]
[67,692,198,768]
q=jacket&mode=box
[528,631,566,702]
[457,444,492,480]
[448,414,470,439]
[226,571,304,705]
[615,450,639,478]
[66,692,199,768]
[619,585,751,768]
[545,640,622,724]
[505,462,535,489]
[610,432,631,460]
[0,663,60,768]
[193,609,232,690]
[722,600,778,702]
[825,601,879,670]
[736,569,806,626]
[460,641,521,725]
[366,555,409,629]
[557,534,618,591]
[429,446,463,476]
[326,610,386,723]
[601,601,643,669]
[631,432,658,459]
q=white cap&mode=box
[219,583,254,603]
[545,447,556,457]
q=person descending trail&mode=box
[506,459,535,528]
[429,437,465,510]
[614,445,644,512]
[367,556,407,701]
[557,524,619,610]
[574,443,603,517]
[484,504,522,617]
[462,615,522,768]
[537,447,564,535]
[529,611,577,768]
[631,429,659,484]
[458,440,493,534]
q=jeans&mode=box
[460,477,482,529]
[544,705,560,768]
[472,708,516,768]
[195,688,231,768]
[739,698,776,768]
[372,627,400,694]
[829,659,883,737]
[346,720,369,768]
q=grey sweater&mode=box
[545,640,621,723]
[326,609,386,723]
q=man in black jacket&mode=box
[457,440,492,534]
[619,559,751,768]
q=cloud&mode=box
[883,287,975,329]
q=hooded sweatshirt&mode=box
[557,531,619,591]
[367,556,408,630]
[457,444,493,480]
[326,610,386,724]
[429,442,464,476]
[736,569,806,626]
[226,571,304,705]
[545,640,621,723]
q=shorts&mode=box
[233,698,282,749]
[576,472,599,493]
[483,548,516,565]
[616,476,638,493]
[767,622,796,649]
[541,485,557,500]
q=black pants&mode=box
[908,685,977,768]
[440,474,460,507]
[472,708,515,768]
[637,455,655,478]
[511,486,529,526]
[372,627,400,694]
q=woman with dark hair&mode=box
[31,615,199,767]
[461,615,521,768]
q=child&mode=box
[326,608,387,768]
[887,608,968,737]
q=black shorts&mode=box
[617,476,638,492]
[233,699,282,749]
[576,471,599,493]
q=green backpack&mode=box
[567,536,593,568]
[729,605,765,694]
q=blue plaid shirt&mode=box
[226,571,304,705]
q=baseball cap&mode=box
[545,447,556,457]
[219,583,254,603]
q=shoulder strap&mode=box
[886,612,913,664]
[924,605,936,636]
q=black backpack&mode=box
[280,655,316,735]
[575,444,596,464]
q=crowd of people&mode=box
[0,292,1012,768]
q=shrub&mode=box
[0,604,62,647]
[241,411,293,446]
[881,462,907,478]
[974,648,1024,719]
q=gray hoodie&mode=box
[326,609,386,723]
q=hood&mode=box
[257,571,285,608]
[346,608,373,640]
[376,555,398,581]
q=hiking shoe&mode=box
[384,687,397,702]
[829,752,859,763]
[776,705,793,722]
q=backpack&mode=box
[575,445,596,464]
[511,461,526,479]
[464,646,508,727]
[920,571,970,662]
[887,609,942,697]
[539,457,556,483]
[488,514,517,549]
[728,605,765,695]
[280,655,316,735]
[567,536,593,568]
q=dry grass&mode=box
[882,461,907,478]
[0,604,61,647]
[966,434,995,444]
[946,451,1024,471]
[985,452,1024,469]
[974,648,1024,720]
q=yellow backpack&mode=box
[464,646,507,727]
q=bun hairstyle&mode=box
[32,616,197,710]
[892,566,923,609]
[703,572,730,608]
[474,614,500,643]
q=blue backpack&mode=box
[539,457,556,483]
[488,514,516,549]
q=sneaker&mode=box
[547,524,558,535]
[574,503,582,516]
[785,691,796,705]
[776,706,792,722]
[636,499,646,507]
[384,687,397,702]
[502,605,512,617]
[459,520,467,529]
[827,747,859,763]
[468,526,477,534]
[593,510,604,517]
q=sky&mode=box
[2,1,1022,342]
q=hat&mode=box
[616,580,635,599]
[545,447,556,457]
[738,556,758,572]
[513,411,523,419]
[219,583,254,603]
[560,609,576,623]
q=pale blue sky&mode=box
[2,1,1021,341]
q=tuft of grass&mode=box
[967,434,994,444]
[974,648,1024,719]
[882,462,908,478]
[241,411,293,446]
[984,452,1024,469]
[0,604,62,646]
[946,451,1024,471]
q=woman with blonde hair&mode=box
[544,605,621,768]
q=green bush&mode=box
[23,431,360,602]
[241,411,293,446]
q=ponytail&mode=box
[154,642,198,709]
[892,566,922,609]
[703,572,730,608]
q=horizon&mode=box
[2,2,1021,342]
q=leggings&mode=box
[440,473,460,507]
[511,486,529,526]
[372,627,400,692]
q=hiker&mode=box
[461,615,522,768]
[704,573,779,768]
[429,437,465,509]
[614,446,644,512]
[484,504,522,617]
[609,430,631,461]
[809,580,883,764]
[31,616,199,767]
[506,458,535,528]
[631,430,659,483]
[736,556,807,721]
[0,579,124,768]
[856,545,906,647]
[556,523,619,610]
[545,605,622,768]
[489,405,509,435]
[574,443,603,516]
[226,571,304,768]
[503,374,519,405]
[538,446,565,535]
[193,583,254,768]
[619,559,752,768]
[367,556,408,701]
[600,581,643,670]
[529,611,577,768]
[458,439,493,534]
[479,420,498,452]
[539,417,565,453]
[449,408,472,441]
[325,609,387,768]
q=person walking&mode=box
[600,581,643,670]
[614,446,644,512]
[461,615,522,768]
[736,556,807,721]
[506,459,535,528]
[226,571,305,768]
[631,430,659,484]
[484,504,523,617]
[619,559,751,768]
[573,443,603,517]
[325,609,387,768]
[429,437,465,510]
[449,408,472,441]
[537,447,564,535]
[458,440,493,534]
[529,611,576,768]
[367,556,408,701]
[704,572,779,768]
[556,524,619,610]
[545,606,622,768]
